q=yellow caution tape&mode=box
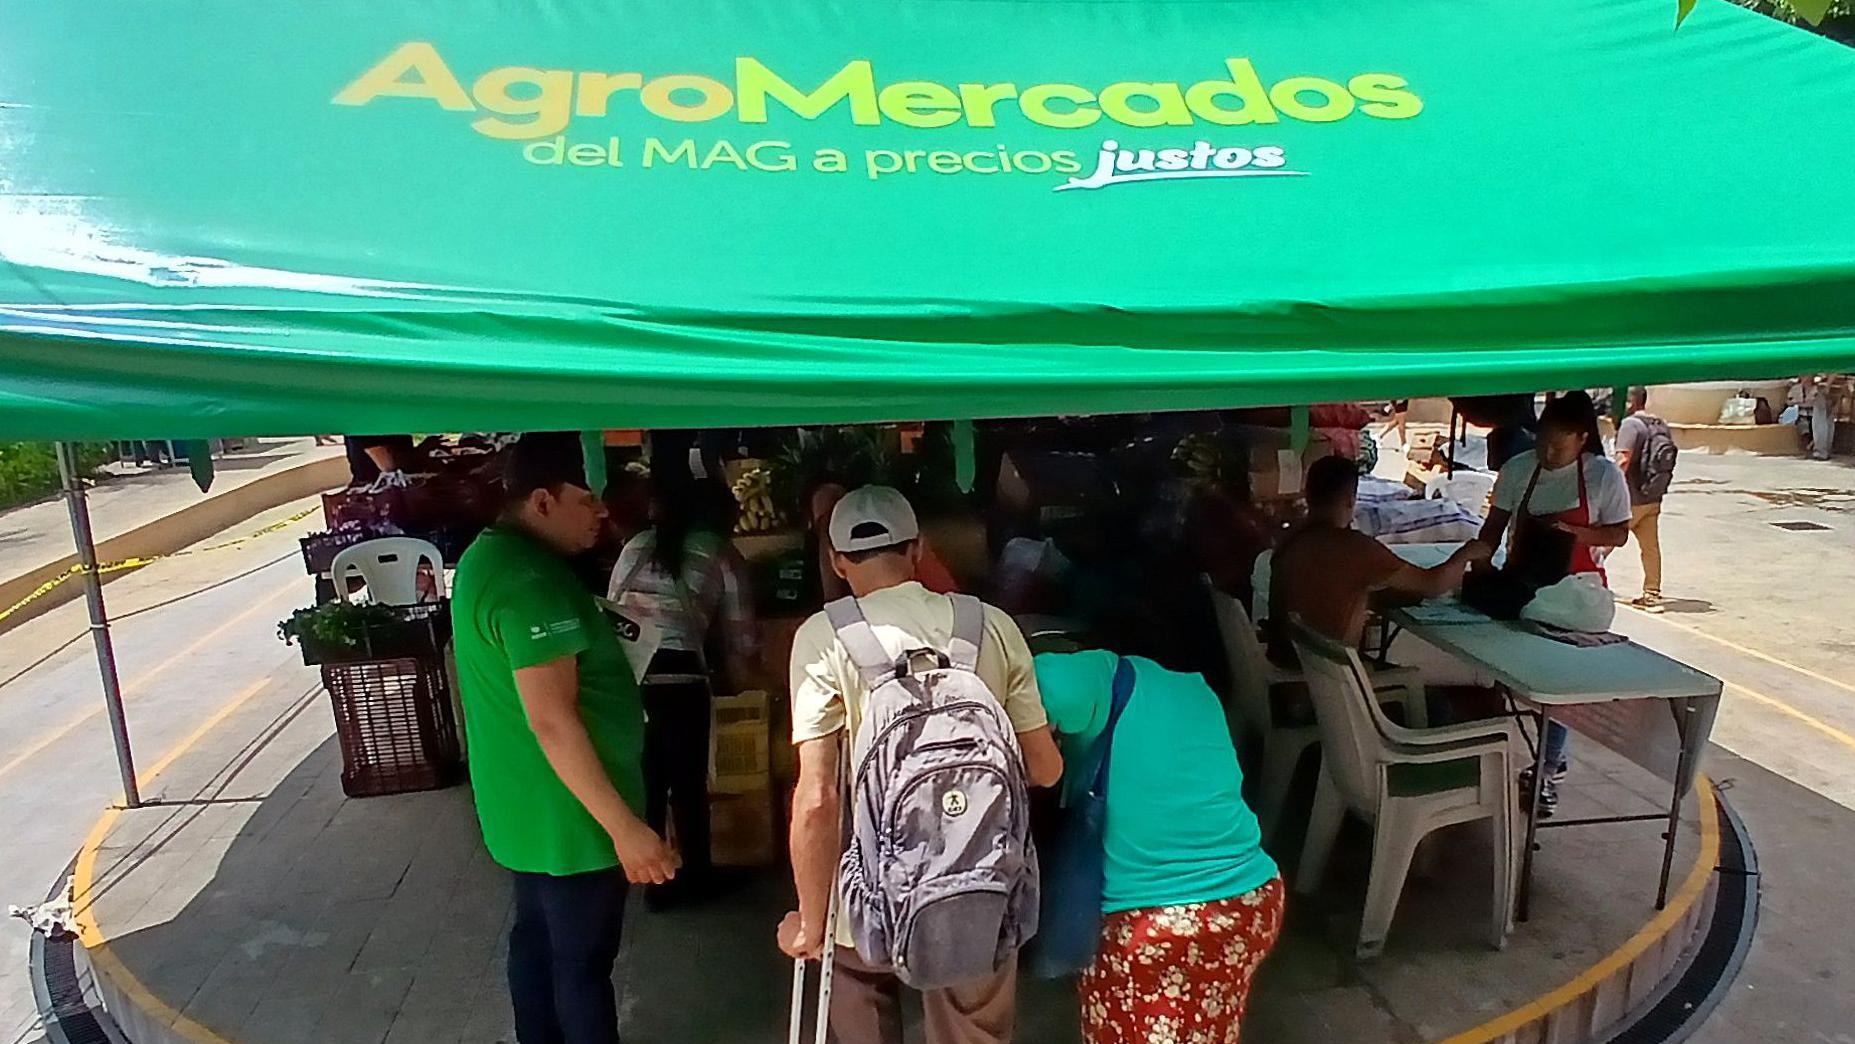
[0,506,319,626]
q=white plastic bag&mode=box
[1521,574,1616,633]
[1718,393,1759,426]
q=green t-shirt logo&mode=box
[529,619,581,641]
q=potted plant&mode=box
[277,600,450,666]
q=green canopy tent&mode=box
[3,0,1854,803]
[3,0,1854,440]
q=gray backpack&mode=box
[1634,415,1680,500]
[826,593,1040,990]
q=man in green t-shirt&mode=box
[454,432,676,1044]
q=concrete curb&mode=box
[1441,778,1724,1044]
[0,455,346,636]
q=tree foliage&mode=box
[1740,0,1851,25]
[0,442,113,510]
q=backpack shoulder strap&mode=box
[946,593,986,673]
[825,596,901,689]
[1084,658,1139,795]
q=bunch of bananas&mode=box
[732,466,785,534]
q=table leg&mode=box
[1518,706,1550,922]
[1656,698,1695,910]
[1374,621,1400,668]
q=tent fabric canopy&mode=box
[3,0,1854,440]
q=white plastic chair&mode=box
[1289,617,1517,959]
[1204,578,1427,843]
[331,537,446,606]
[1424,470,1496,514]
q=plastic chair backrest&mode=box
[1290,617,1389,814]
[1205,577,1273,737]
[331,537,446,606]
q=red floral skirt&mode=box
[1077,877,1286,1044]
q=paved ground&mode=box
[0,497,323,1044]
[0,439,339,590]
[1601,452,1855,1041]
[78,691,1697,1044]
[1686,748,1855,1044]
[1387,434,1855,1038]
[4,441,1855,1042]
[1605,453,1855,811]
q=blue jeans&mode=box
[508,867,630,1044]
[1541,720,1570,776]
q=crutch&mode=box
[787,875,841,1044]
[790,734,849,1044]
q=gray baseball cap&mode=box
[828,485,920,553]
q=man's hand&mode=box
[778,910,826,960]
[609,817,680,885]
[1455,541,1495,567]
[1390,538,1496,599]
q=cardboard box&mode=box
[713,724,769,795]
[715,689,769,726]
[711,787,778,867]
[1227,426,1336,500]
[1406,462,1444,493]
[712,691,771,795]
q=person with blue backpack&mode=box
[778,485,1065,1044]
[1032,648,1283,1044]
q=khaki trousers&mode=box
[828,947,1017,1044]
[1629,502,1663,598]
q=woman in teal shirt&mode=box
[1035,650,1284,1044]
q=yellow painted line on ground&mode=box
[0,506,316,626]
[1724,682,1855,753]
[1623,607,1855,753]
[85,943,233,1044]
[70,675,290,1043]
[1639,609,1855,699]
[0,576,300,783]
[72,674,283,939]
[1442,776,1722,1044]
[133,675,279,788]
[70,809,122,949]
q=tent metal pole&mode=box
[1447,404,1459,477]
[56,443,141,808]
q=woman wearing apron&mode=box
[1475,392,1632,813]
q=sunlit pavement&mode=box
[0,499,319,1044]
[6,450,1855,1040]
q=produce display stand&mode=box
[321,656,465,799]
[286,595,463,798]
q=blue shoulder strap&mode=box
[1083,658,1137,797]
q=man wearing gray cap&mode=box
[777,486,1063,1044]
